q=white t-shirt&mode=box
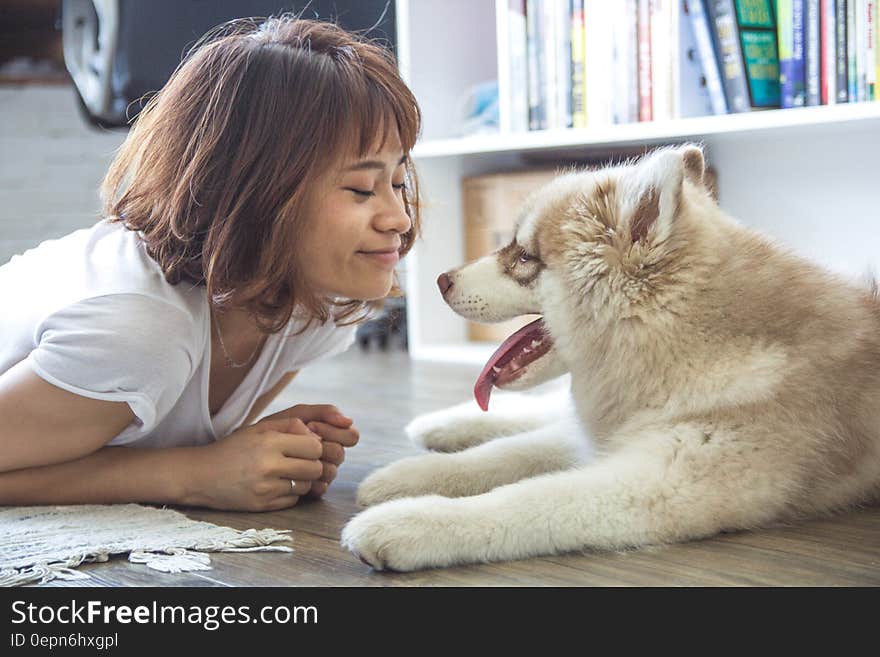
[0,219,356,448]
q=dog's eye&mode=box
[518,250,534,264]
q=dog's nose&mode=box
[437,272,453,297]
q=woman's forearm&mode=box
[0,445,200,506]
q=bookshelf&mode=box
[396,0,880,364]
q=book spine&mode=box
[669,0,681,117]
[650,0,673,121]
[627,0,642,121]
[779,0,796,107]
[790,0,808,104]
[706,0,752,110]
[498,0,512,133]
[867,0,876,98]
[679,0,718,115]
[526,0,546,129]
[541,1,560,128]
[855,0,866,100]
[805,0,821,104]
[848,0,858,99]
[508,0,530,132]
[638,0,654,120]
[877,0,880,96]
[585,0,614,126]
[689,0,730,113]
[612,0,631,123]
[556,0,573,127]
[837,0,850,101]
[571,0,588,128]
[821,0,837,104]
[735,0,782,107]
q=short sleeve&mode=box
[26,294,200,437]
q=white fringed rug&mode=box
[0,504,294,587]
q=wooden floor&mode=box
[43,347,880,587]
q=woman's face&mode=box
[299,131,411,301]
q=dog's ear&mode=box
[625,145,701,245]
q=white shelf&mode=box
[413,102,880,158]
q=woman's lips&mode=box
[357,250,400,266]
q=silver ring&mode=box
[290,480,297,492]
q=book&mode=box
[735,0,782,107]
[855,0,866,101]
[611,0,640,123]
[686,0,729,114]
[706,0,752,111]
[779,0,804,106]
[867,0,876,99]
[837,0,850,101]
[584,0,614,126]
[539,1,560,128]
[847,0,858,99]
[570,0,588,127]
[821,0,837,104]
[525,0,546,130]
[805,0,821,104]
[651,0,674,121]
[877,0,880,97]
[638,0,654,120]
[679,0,720,115]
[502,0,529,133]
[553,0,572,128]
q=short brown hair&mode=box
[101,15,421,333]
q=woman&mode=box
[0,16,421,511]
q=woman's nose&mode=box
[375,197,412,234]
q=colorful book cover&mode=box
[570,0,587,128]
[638,0,654,120]
[735,0,782,107]
[837,0,850,101]
[805,0,821,104]
[686,0,729,113]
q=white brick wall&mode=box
[0,84,126,265]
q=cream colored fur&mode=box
[341,144,880,571]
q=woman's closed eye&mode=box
[344,182,406,198]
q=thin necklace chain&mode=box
[212,308,263,369]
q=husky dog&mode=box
[341,144,880,571]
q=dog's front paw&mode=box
[406,402,499,452]
[356,454,445,506]
[341,496,461,572]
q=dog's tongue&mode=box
[474,318,546,411]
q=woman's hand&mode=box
[183,413,324,511]
[262,405,360,498]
